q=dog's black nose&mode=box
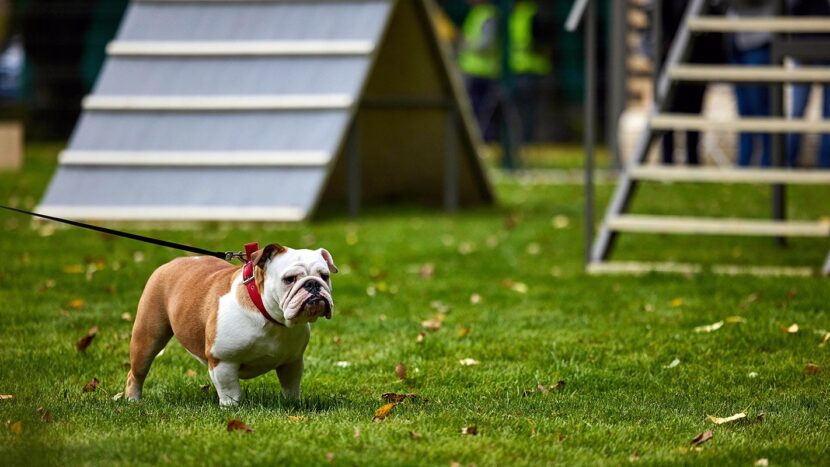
[303,280,321,293]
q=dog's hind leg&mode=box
[125,289,173,401]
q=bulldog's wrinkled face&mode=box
[258,245,337,327]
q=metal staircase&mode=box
[588,0,830,276]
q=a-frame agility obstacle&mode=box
[37,0,493,221]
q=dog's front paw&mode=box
[219,397,240,407]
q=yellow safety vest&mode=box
[510,1,551,75]
[459,4,500,78]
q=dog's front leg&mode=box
[209,361,242,406]
[276,359,303,401]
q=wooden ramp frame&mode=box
[583,0,830,276]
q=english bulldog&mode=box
[124,244,336,406]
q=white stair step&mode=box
[107,40,374,57]
[83,94,353,111]
[650,114,830,133]
[587,261,815,277]
[688,16,830,33]
[669,65,830,83]
[628,166,830,184]
[608,215,830,237]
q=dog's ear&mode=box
[252,243,285,269]
[318,248,338,273]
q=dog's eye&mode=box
[282,275,296,285]
[320,273,330,282]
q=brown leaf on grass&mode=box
[112,392,124,401]
[9,421,22,434]
[629,451,641,462]
[470,293,482,305]
[819,332,830,347]
[373,402,397,421]
[227,419,253,433]
[755,459,769,466]
[805,363,820,374]
[707,412,746,425]
[419,263,435,279]
[430,301,450,314]
[739,293,759,309]
[504,212,519,230]
[755,412,765,423]
[395,362,406,380]
[186,369,197,378]
[690,430,713,447]
[121,312,132,322]
[422,319,442,332]
[459,358,479,366]
[458,326,471,338]
[82,378,100,393]
[76,326,99,352]
[671,298,683,308]
[0,394,13,400]
[551,380,566,390]
[536,384,549,395]
[353,426,361,439]
[200,384,211,393]
[461,426,478,435]
[416,332,426,343]
[37,407,53,423]
[325,452,335,464]
[68,298,85,310]
[409,431,422,440]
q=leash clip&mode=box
[224,251,246,262]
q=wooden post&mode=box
[0,122,23,171]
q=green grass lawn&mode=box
[1,144,829,466]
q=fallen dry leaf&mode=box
[395,362,407,380]
[9,420,22,434]
[785,323,799,334]
[200,384,211,393]
[461,426,478,435]
[551,380,566,390]
[121,312,132,321]
[373,402,397,421]
[725,316,746,324]
[707,412,746,425]
[68,298,85,310]
[511,282,529,294]
[805,363,820,375]
[690,430,713,447]
[671,298,683,308]
[0,395,13,400]
[76,326,99,352]
[37,407,53,423]
[470,293,482,305]
[536,384,549,395]
[664,358,680,369]
[82,378,100,393]
[819,332,830,347]
[419,263,435,279]
[526,243,541,255]
[422,319,442,332]
[430,301,450,314]
[458,326,471,338]
[353,426,361,439]
[694,321,724,333]
[629,451,641,462]
[381,393,418,403]
[112,392,124,401]
[409,431,422,440]
[227,419,253,433]
[552,215,570,229]
[459,358,479,366]
[755,412,765,423]
[186,369,197,378]
[335,361,351,368]
[416,332,426,343]
[326,452,335,463]
[287,416,307,422]
[755,459,769,467]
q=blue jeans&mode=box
[730,44,771,167]
[787,82,830,168]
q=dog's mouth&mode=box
[302,296,332,320]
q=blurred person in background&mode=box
[786,0,830,168]
[726,0,775,167]
[658,0,726,165]
[459,0,499,140]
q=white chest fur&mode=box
[210,287,310,379]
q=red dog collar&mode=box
[242,242,283,326]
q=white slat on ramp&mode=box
[608,215,830,237]
[628,166,830,184]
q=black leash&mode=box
[1,205,245,262]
